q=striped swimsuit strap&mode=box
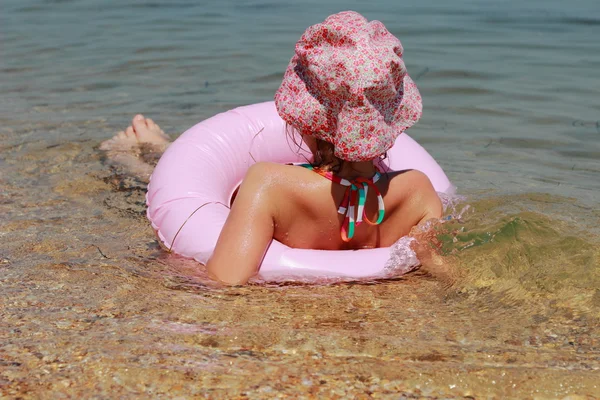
[299,164,385,242]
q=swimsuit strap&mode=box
[300,164,385,242]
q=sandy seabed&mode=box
[1,132,599,399]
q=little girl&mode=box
[101,11,444,285]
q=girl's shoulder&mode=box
[241,162,324,195]
[385,169,437,192]
[384,169,443,219]
[244,162,318,182]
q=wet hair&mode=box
[312,138,345,173]
[285,123,389,173]
[285,124,345,173]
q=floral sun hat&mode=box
[275,11,423,162]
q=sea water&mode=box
[1,0,599,397]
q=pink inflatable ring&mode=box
[146,102,453,282]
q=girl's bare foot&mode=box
[100,114,171,180]
[100,114,170,151]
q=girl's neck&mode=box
[336,161,377,180]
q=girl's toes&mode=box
[100,130,135,151]
[132,115,148,135]
[99,138,113,151]
[125,126,136,138]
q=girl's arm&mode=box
[409,219,460,288]
[206,163,277,285]
[409,181,458,287]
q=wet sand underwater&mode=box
[1,127,599,398]
[2,0,600,397]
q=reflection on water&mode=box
[2,0,600,396]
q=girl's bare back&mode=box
[207,162,442,284]
[271,163,441,249]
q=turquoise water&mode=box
[1,0,599,397]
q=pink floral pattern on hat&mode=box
[275,11,423,162]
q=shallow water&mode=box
[1,0,599,397]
